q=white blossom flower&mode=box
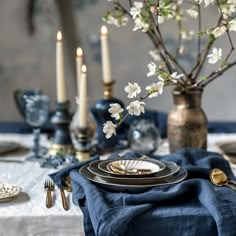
[212,26,227,38]
[228,19,236,32]
[195,0,214,7]
[186,8,198,18]
[207,47,222,64]
[130,2,143,19]
[108,103,124,120]
[221,2,236,19]
[149,49,161,61]
[133,17,149,32]
[126,100,145,116]
[157,16,164,24]
[146,82,164,98]
[125,82,141,98]
[181,30,195,40]
[147,62,157,77]
[170,72,184,83]
[103,121,117,139]
[158,75,164,82]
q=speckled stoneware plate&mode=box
[0,183,22,203]
[88,160,180,185]
[0,141,21,155]
[98,158,166,177]
[80,163,187,193]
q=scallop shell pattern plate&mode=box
[107,159,161,176]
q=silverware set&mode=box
[44,179,69,211]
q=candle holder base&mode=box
[48,101,76,158]
[76,151,90,161]
[75,127,92,161]
[48,144,75,156]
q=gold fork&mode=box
[44,180,55,208]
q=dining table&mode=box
[0,123,236,236]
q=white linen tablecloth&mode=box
[0,133,236,236]
[0,134,85,236]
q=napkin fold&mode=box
[70,148,236,236]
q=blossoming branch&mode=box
[102,0,236,138]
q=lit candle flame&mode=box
[81,65,87,73]
[76,47,83,57]
[101,25,108,35]
[57,31,62,41]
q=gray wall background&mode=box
[0,0,236,121]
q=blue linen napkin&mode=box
[70,148,236,236]
[49,155,99,187]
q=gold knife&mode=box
[60,187,69,211]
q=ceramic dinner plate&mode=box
[80,163,187,192]
[88,160,180,185]
[98,158,166,177]
[0,183,22,203]
[0,141,21,155]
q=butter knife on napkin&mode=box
[60,187,69,211]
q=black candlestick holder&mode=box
[48,101,75,157]
[76,127,91,161]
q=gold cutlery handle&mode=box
[46,190,52,208]
[225,183,236,190]
[60,188,69,211]
[229,179,236,186]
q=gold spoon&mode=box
[209,168,236,190]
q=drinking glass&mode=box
[24,94,49,161]
[128,119,160,154]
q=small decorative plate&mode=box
[99,158,166,177]
[0,183,22,203]
[0,141,21,155]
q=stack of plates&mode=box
[79,157,187,192]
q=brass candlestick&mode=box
[103,81,114,99]
[48,101,75,157]
[76,127,91,161]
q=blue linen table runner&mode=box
[66,148,236,236]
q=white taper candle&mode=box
[56,31,67,103]
[101,25,112,83]
[76,47,83,97]
[79,65,88,128]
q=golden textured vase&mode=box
[167,89,207,152]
